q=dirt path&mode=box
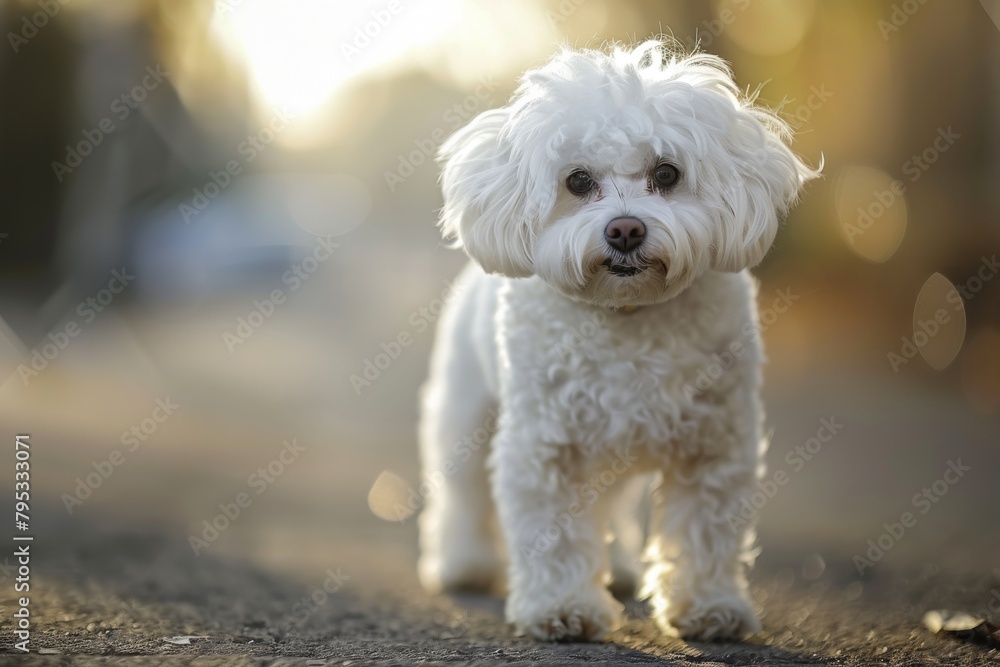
[0,503,997,665]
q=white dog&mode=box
[417,40,817,642]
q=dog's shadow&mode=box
[443,589,823,665]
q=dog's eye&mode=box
[566,170,595,196]
[651,163,680,190]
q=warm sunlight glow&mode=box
[834,166,907,264]
[711,0,817,56]
[213,0,463,117]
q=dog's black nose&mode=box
[604,217,646,253]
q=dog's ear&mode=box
[710,101,819,272]
[437,108,539,277]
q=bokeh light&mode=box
[834,166,908,263]
[912,272,966,371]
[368,470,416,522]
[712,0,817,56]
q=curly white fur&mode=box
[418,40,818,642]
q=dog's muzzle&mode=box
[602,217,649,276]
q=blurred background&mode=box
[0,0,999,654]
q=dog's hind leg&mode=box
[607,474,652,599]
[417,296,503,594]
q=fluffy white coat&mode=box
[417,40,818,642]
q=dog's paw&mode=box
[657,589,760,642]
[509,586,623,642]
[418,543,502,594]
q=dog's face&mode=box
[439,41,818,308]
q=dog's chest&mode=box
[497,277,755,458]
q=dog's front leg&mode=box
[641,446,762,641]
[491,430,623,641]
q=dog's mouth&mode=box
[606,264,642,277]
[602,258,649,277]
[601,257,666,278]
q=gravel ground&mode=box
[0,508,997,666]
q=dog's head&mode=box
[438,40,819,308]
